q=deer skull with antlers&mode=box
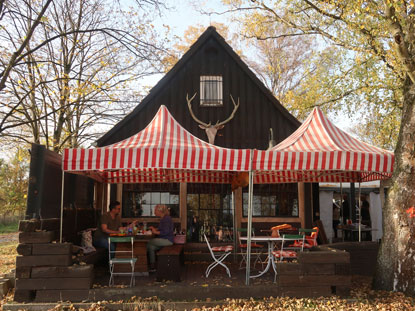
[186,93,240,145]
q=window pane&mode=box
[186,183,232,230]
[142,193,151,204]
[200,75,223,106]
[170,194,179,205]
[122,184,180,218]
[150,204,157,217]
[151,192,160,204]
[242,184,298,217]
[243,204,248,217]
[160,192,169,204]
[142,204,151,216]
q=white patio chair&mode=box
[204,234,233,278]
[237,228,264,270]
[108,236,137,287]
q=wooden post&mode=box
[102,184,109,213]
[180,182,187,232]
[234,187,243,230]
[116,184,123,213]
[94,182,100,211]
[298,182,306,228]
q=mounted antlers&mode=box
[186,93,240,145]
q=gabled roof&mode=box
[97,26,299,146]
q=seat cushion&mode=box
[272,250,298,259]
[211,245,233,252]
[306,236,317,246]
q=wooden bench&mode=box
[76,247,106,265]
[156,244,184,282]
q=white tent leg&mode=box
[245,151,254,285]
[340,183,343,223]
[358,182,361,242]
[60,172,65,243]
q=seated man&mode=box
[93,201,137,253]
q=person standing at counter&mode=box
[147,204,174,272]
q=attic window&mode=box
[200,75,223,106]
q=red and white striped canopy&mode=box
[63,105,252,183]
[253,107,394,183]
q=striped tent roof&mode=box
[253,107,394,183]
[63,105,252,183]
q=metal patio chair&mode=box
[108,236,137,287]
[272,234,305,282]
[237,228,264,270]
[204,234,233,278]
[288,227,319,249]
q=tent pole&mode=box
[340,182,343,224]
[245,151,254,285]
[358,182,361,242]
[60,172,65,243]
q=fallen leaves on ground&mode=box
[0,240,17,274]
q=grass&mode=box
[0,240,17,274]
[0,221,18,234]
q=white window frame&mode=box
[200,75,223,106]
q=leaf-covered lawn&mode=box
[0,240,414,310]
[0,240,17,274]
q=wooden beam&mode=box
[235,187,243,230]
[298,182,306,228]
[94,182,100,211]
[116,184,123,214]
[180,182,187,232]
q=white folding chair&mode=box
[237,228,264,270]
[108,236,137,287]
[272,234,305,282]
[204,234,233,278]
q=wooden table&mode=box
[114,234,153,276]
[239,236,283,278]
[339,226,375,241]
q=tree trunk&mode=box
[374,78,415,294]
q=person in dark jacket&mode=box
[360,196,371,226]
[147,204,174,271]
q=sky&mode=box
[0,0,355,159]
[146,0,354,131]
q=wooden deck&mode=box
[19,244,357,303]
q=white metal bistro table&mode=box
[239,236,283,278]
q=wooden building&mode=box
[97,26,318,236]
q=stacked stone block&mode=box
[276,246,351,297]
[14,220,93,302]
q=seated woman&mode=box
[147,204,174,271]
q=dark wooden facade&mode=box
[97,26,317,230]
[97,27,300,149]
[26,144,96,243]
